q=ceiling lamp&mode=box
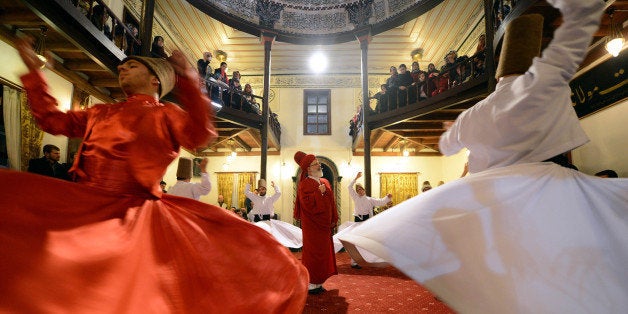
[34,26,48,65]
[215,50,228,63]
[309,51,328,73]
[605,8,625,57]
[411,48,423,62]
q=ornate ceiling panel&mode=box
[185,0,445,43]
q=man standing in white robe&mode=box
[168,157,211,201]
[340,0,628,312]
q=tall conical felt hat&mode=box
[258,179,267,188]
[176,157,193,180]
[122,56,175,98]
[495,14,544,79]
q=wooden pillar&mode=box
[260,32,276,180]
[140,0,155,57]
[356,28,372,195]
[484,0,497,91]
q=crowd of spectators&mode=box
[71,0,142,57]
[370,34,486,115]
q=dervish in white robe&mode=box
[246,182,303,248]
[339,0,628,312]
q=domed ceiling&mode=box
[186,0,444,44]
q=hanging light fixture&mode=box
[605,8,625,57]
[34,26,48,65]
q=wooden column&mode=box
[260,32,276,180]
[356,28,372,195]
[140,0,155,57]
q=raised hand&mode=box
[355,172,362,180]
[318,184,326,194]
[16,37,46,71]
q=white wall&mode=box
[572,100,628,177]
[0,40,72,162]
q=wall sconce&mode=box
[34,26,48,64]
[410,48,423,62]
[215,50,228,63]
[605,8,625,57]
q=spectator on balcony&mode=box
[197,52,213,77]
[371,84,389,113]
[229,71,241,91]
[426,63,439,96]
[397,64,414,106]
[150,36,168,59]
[243,83,257,105]
[416,71,429,101]
[123,23,140,56]
[386,66,399,110]
[410,61,423,83]
[471,34,486,77]
[213,62,229,84]
[90,4,111,38]
[226,78,243,109]
[440,50,467,87]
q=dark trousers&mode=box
[254,214,272,222]
[354,215,370,222]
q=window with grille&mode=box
[303,89,331,135]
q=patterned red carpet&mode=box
[297,251,455,313]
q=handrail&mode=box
[72,0,141,54]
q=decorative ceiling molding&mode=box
[185,0,445,44]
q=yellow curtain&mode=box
[236,172,256,208]
[20,92,43,171]
[380,173,419,206]
[216,173,234,208]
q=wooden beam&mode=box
[395,130,443,138]
[0,25,115,102]
[385,121,445,131]
[382,136,399,152]
[199,151,280,157]
[45,41,82,52]
[65,60,109,71]
[233,136,252,151]
[90,78,120,87]
[353,151,442,157]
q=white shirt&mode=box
[245,183,281,216]
[168,172,211,201]
[341,1,628,312]
[348,178,391,217]
[439,0,597,173]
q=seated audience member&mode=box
[168,158,211,201]
[595,169,618,178]
[216,194,228,209]
[124,23,141,56]
[229,71,242,91]
[27,144,71,181]
[160,180,168,193]
[340,3,628,313]
[421,181,432,192]
[150,36,168,58]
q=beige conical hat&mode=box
[122,56,175,98]
[258,179,267,188]
[495,14,544,79]
[176,157,193,180]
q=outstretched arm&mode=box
[168,50,218,150]
[17,37,88,137]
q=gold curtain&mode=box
[216,173,234,208]
[236,172,256,208]
[20,92,43,171]
[380,173,419,206]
